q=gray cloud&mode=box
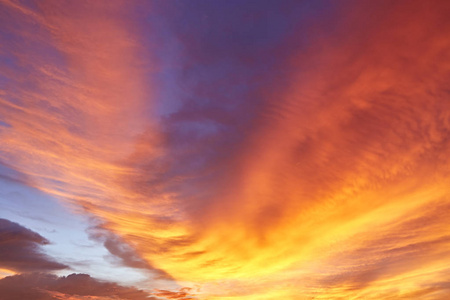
[0,272,157,300]
[0,218,67,272]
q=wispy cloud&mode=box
[88,225,174,280]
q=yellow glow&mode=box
[0,268,16,279]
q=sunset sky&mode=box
[1,0,450,299]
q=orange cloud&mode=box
[1,0,450,299]
[153,287,195,300]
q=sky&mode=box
[0,0,450,299]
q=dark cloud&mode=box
[0,218,67,272]
[0,272,157,300]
